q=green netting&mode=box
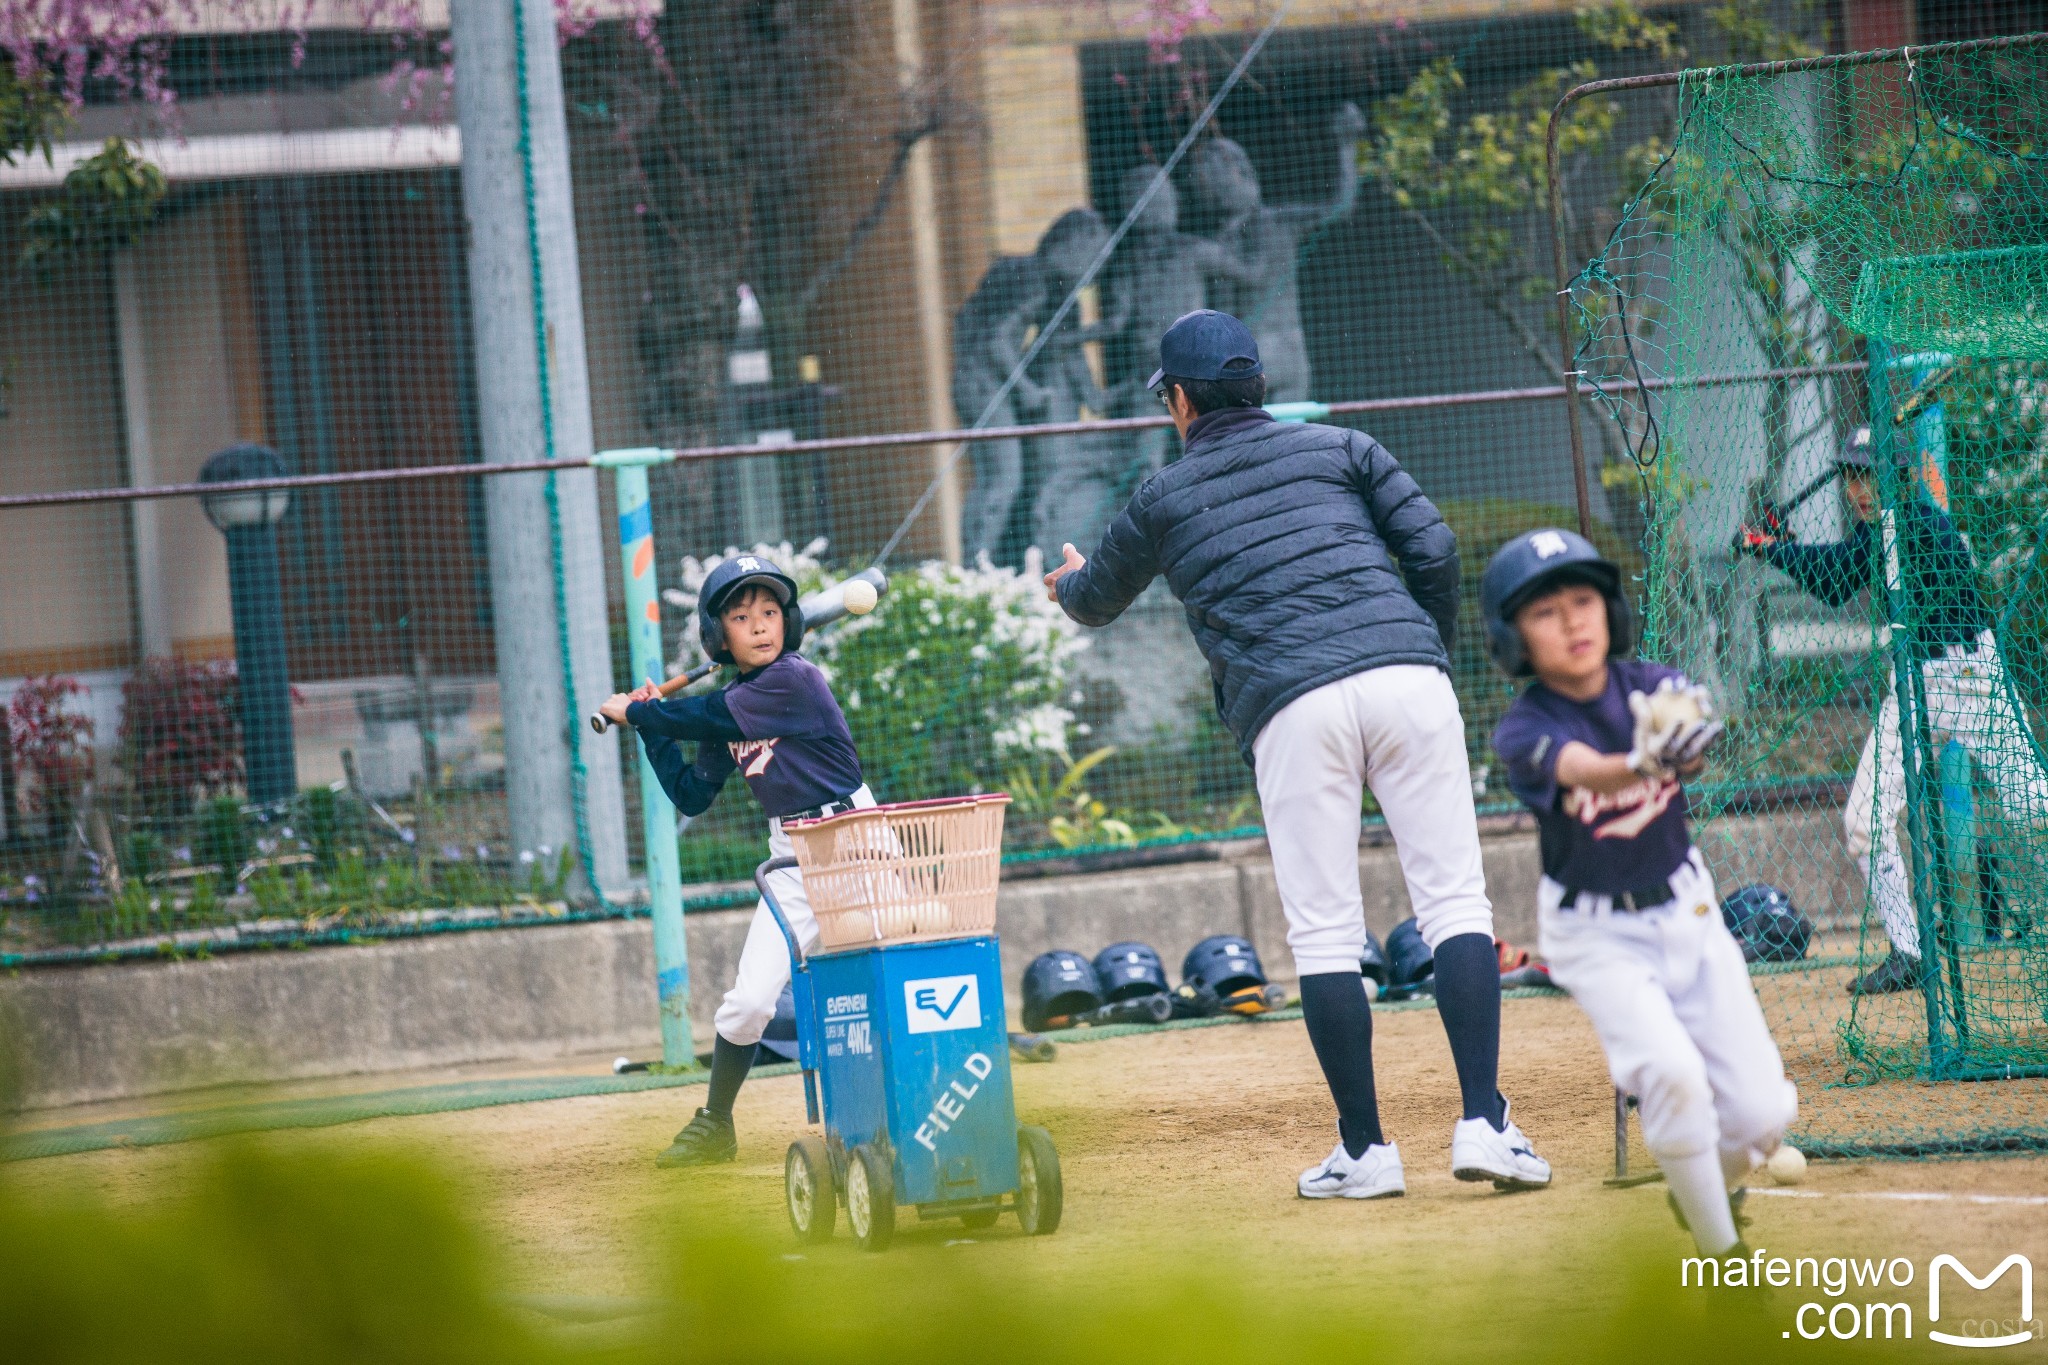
[1570,35,2048,1155]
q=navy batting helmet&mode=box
[1835,425,1878,472]
[1386,917,1435,989]
[1479,527,1637,677]
[1720,884,1814,964]
[1359,928,1389,987]
[1021,950,1102,1031]
[697,554,805,665]
[1093,941,1170,1003]
[1182,935,1266,997]
[757,984,801,1062]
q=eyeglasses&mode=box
[1156,387,1174,409]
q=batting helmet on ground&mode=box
[1386,917,1435,989]
[697,554,805,665]
[1359,928,1390,987]
[757,984,801,1062]
[1479,528,1637,677]
[1093,941,1170,1003]
[1021,950,1102,1031]
[1720,884,1814,963]
[1181,935,1267,998]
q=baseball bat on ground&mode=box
[590,567,886,733]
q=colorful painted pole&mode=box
[608,451,693,1067]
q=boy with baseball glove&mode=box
[1484,528,1797,1255]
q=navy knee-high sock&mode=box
[704,1035,758,1118]
[1432,932,1506,1128]
[1298,971,1383,1158]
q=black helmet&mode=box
[1720,884,1813,964]
[1181,935,1266,997]
[1835,425,1877,472]
[1359,928,1389,987]
[1093,941,1170,1003]
[1386,917,1435,989]
[1021,950,1102,1031]
[697,553,805,665]
[1479,527,1638,677]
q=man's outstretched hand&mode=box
[1044,543,1085,603]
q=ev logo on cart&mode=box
[904,975,981,1034]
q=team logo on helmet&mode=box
[1531,530,1570,559]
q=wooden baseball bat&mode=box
[590,567,887,733]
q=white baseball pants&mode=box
[1251,664,1494,978]
[1845,632,2048,958]
[713,784,877,1047]
[1539,850,1797,1168]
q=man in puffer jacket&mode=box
[1044,309,1550,1202]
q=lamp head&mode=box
[199,443,291,531]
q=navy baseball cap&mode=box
[1147,309,1263,389]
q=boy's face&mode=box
[721,586,785,670]
[1514,581,1610,688]
[1842,469,1878,523]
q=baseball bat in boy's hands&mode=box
[590,567,887,733]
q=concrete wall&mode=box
[0,812,1861,1110]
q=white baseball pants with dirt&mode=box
[1845,631,2048,958]
[714,784,877,1047]
[1251,664,1494,978]
[1539,849,1797,1170]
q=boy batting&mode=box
[1045,309,1550,1200]
[598,555,876,1168]
[1484,527,1797,1255]
[1739,426,2048,995]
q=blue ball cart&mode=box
[760,795,1061,1250]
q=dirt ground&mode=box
[10,991,2048,1347]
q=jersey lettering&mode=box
[1563,776,1679,841]
[732,737,780,777]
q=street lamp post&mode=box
[199,444,297,807]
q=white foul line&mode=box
[1748,1188,2048,1206]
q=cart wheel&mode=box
[959,1207,1001,1231]
[785,1137,836,1244]
[844,1143,896,1251]
[1014,1126,1063,1236]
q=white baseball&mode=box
[612,1056,633,1074]
[842,578,879,615]
[1767,1144,1807,1185]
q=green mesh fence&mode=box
[1567,33,2048,1155]
[3,0,2047,1150]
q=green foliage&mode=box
[299,786,342,873]
[198,796,251,880]
[0,1146,531,1365]
[0,64,68,170]
[0,1140,1854,1365]
[18,137,167,276]
[1006,744,1192,848]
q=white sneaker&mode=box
[1298,1139,1405,1200]
[1451,1100,1552,1190]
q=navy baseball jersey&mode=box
[627,653,862,820]
[1492,658,1693,892]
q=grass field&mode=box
[6,990,2046,1361]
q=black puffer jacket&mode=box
[1055,408,1459,763]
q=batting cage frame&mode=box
[1547,30,2048,1157]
